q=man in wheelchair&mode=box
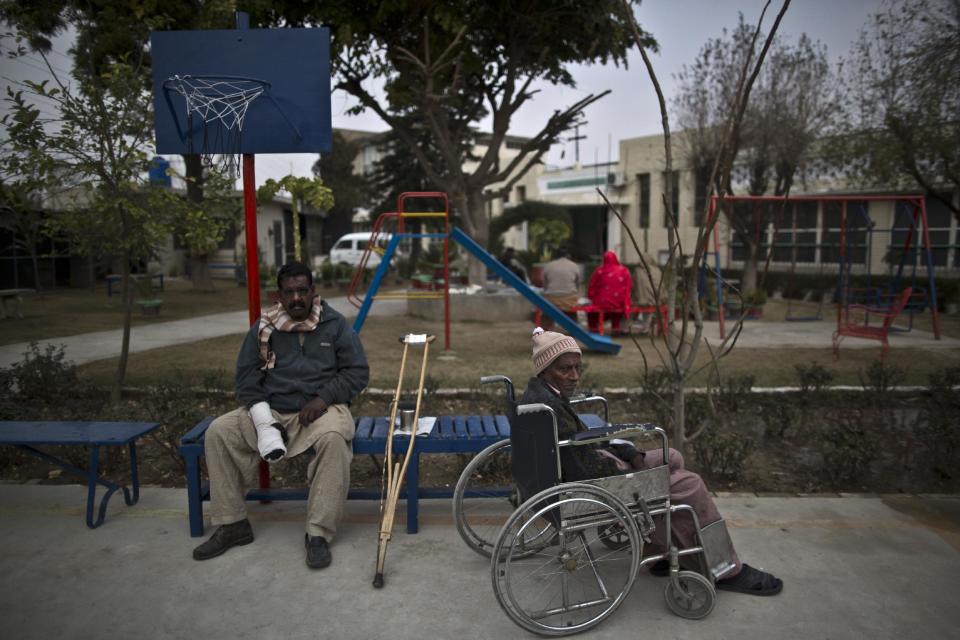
[519,327,783,597]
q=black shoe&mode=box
[192,519,254,561]
[650,559,670,577]
[305,534,332,569]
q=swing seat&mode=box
[833,287,913,360]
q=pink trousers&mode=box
[637,448,741,572]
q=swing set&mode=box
[706,194,941,344]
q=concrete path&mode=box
[0,484,957,639]
[0,296,404,369]
[2,295,956,370]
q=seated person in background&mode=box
[192,261,370,570]
[541,247,581,328]
[518,327,783,596]
[587,250,633,335]
[499,247,529,283]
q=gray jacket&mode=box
[235,300,369,412]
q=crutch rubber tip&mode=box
[373,573,384,588]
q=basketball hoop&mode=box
[162,74,269,175]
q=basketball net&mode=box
[164,75,268,176]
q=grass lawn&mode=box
[0,278,351,346]
[76,309,960,391]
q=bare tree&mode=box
[615,0,791,452]
[833,0,960,220]
[674,15,837,293]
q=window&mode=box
[694,175,708,227]
[637,173,650,229]
[772,201,817,264]
[662,171,679,227]
[217,223,237,251]
[822,201,868,265]
[892,195,953,268]
[517,185,526,203]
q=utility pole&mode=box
[565,120,587,164]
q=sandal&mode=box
[716,563,783,596]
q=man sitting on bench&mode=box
[192,262,370,569]
[519,327,783,596]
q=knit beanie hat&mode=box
[532,326,582,375]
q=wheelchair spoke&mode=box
[492,486,641,635]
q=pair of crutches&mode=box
[373,333,435,588]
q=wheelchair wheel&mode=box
[453,439,519,557]
[491,483,641,636]
[597,521,631,550]
[663,570,716,620]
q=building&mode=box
[505,131,960,279]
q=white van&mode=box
[329,232,394,268]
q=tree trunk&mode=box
[741,240,759,294]
[183,155,210,290]
[457,189,489,285]
[292,198,302,263]
[29,250,42,295]
[672,377,686,454]
[112,256,133,404]
[190,255,215,291]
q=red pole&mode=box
[243,154,261,326]
[838,201,847,334]
[443,197,451,350]
[242,153,269,490]
[917,198,941,339]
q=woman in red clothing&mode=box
[587,250,633,334]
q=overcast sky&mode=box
[0,0,886,188]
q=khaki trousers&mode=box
[205,404,355,540]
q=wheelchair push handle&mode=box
[569,395,609,424]
[480,375,515,404]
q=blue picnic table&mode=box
[0,421,162,528]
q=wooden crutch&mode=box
[373,333,435,588]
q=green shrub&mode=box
[859,361,906,395]
[693,428,754,482]
[816,412,881,488]
[794,362,835,392]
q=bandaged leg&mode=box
[248,402,288,462]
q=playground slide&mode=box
[450,227,620,354]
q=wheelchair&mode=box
[454,379,737,635]
[452,375,609,558]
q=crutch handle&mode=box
[398,333,437,344]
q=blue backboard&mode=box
[150,27,331,155]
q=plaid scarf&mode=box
[257,297,323,370]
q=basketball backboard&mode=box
[150,27,331,156]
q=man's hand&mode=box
[299,397,329,426]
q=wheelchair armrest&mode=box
[568,423,657,441]
[560,423,669,460]
[569,395,608,423]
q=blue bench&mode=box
[0,421,162,528]
[179,414,513,537]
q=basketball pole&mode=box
[236,12,269,490]
[243,154,261,326]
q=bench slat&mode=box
[438,415,455,438]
